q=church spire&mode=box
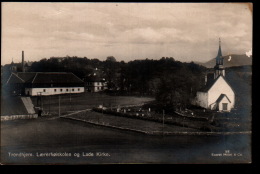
[214,38,225,78]
[216,38,223,65]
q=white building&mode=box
[194,39,235,112]
[84,68,107,92]
[5,72,85,96]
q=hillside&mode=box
[201,54,252,68]
[225,65,252,118]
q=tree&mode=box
[106,56,116,62]
[155,66,204,110]
[104,56,118,90]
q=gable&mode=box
[216,94,231,103]
[6,73,25,84]
[208,76,235,94]
[17,72,37,83]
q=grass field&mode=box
[31,92,154,115]
[64,110,200,133]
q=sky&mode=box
[1,2,252,65]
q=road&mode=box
[1,117,251,164]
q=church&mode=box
[194,39,235,112]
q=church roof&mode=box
[199,75,235,94]
[200,75,221,92]
[216,94,231,103]
[217,40,222,58]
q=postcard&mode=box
[1,2,252,164]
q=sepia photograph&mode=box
[1,2,252,164]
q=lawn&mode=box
[30,92,154,115]
[64,110,201,133]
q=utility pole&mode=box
[163,109,165,135]
[59,95,61,117]
[69,88,72,111]
[41,93,43,110]
[49,95,51,114]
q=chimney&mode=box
[22,51,24,72]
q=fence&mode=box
[1,114,38,121]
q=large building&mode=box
[84,68,107,92]
[194,39,235,112]
[4,72,85,96]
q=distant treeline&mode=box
[28,56,207,109]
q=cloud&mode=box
[246,48,252,57]
[1,2,252,65]
[228,55,232,61]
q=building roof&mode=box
[6,72,84,85]
[217,38,223,59]
[85,75,106,82]
[85,68,106,82]
[216,94,231,103]
[17,72,37,82]
[199,75,235,94]
[31,72,84,84]
[6,73,25,84]
[199,75,221,92]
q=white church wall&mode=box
[208,76,235,109]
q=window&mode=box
[54,89,57,92]
[66,89,68,92]
[43,89,46,92]
[78,88,80,91]
[222,103,228,111]
[60,89,63,92]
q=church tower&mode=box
[214,38,225,79]
[10,58,17,73]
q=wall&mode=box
[218,97,232,111]
[208,76,235,109]
[1,114,38,121]
[85,82,107,92]
[195,91,208,108]
[26,87,85,96]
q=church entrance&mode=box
[222,103,228,111]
